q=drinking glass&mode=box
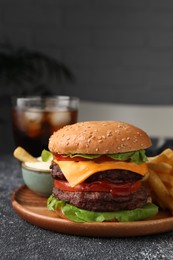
[11,96,79,157]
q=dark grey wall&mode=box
[0,0,173,105]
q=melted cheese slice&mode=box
[54,159,148,187]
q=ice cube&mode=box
[49,111,71,126]
[24,109,43,123]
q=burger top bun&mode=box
[48,121,152,155]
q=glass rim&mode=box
[11,95,79,111]
[11,95,79,102]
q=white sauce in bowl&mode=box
[24,157,52,171]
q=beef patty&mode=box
[50,162,149,212]
[50,162,142,183]
[53,186,148,212]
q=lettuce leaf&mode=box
[47,195,64,210]
[66,149,148,164]
[68,154,101,159]
[47,196,158,223]
[41,149,53,162]
[42,149,147,164]
[107,150,148,164]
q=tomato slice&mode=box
[54,179,141,197]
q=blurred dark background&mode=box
[0,0,173,154]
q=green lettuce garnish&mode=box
[42,149,147,164]
[68,154,101,159]
[107,150,147,164]
[41,149,53,162]
[63,149,147,164]
[47,195,158,223]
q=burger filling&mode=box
[51,162,148,212]
[47,152,158,222]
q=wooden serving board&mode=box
[11,185,173,237]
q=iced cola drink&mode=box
[11,96,79,157]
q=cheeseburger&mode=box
[47,121,158,222]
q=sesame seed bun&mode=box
[48,121,152,154]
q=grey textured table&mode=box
[1,155,173,260]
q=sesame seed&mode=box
[133,138,138,143]
[107,131,112,137]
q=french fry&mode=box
[147,169,173,212]
[157,172,173,187]
[148,154,169,164]
[145,148,173,213]
[167,187,173,199]
[149,148,173,165]
[147,161,172,175]
[13,146,38,163]
[162,148,173,158]
[150,192,166,210]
